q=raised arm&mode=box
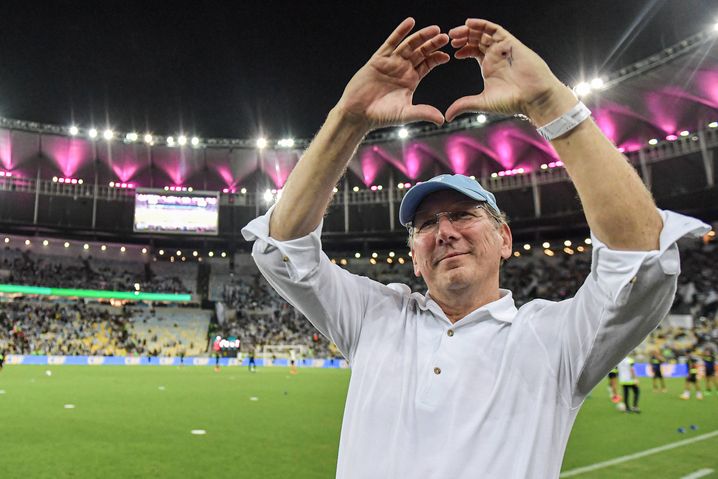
[445,19,662,251]
[270,18,449,241]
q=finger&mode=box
[448,25,469,39]
[416,51,450,78]
[378,17,416,54]
[396,25,441,58]
[451,37,468,49]
[466,18,508,43]
[465,18,500,36]
[410,33,449,67]
[454,45,484,62]
[445,95,486,123]
[402,104,445,126]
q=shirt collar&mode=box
[413,288,517,324]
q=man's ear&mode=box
[499,223,513,260]
[411,247,422,277]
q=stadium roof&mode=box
[0,0,716,139]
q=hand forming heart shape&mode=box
[336,17,576,131]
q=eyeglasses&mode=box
[409,203,495,237]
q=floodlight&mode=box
[574,82,591,97]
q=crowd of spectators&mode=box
[0,249,191,294]
[0,300,142,355]
[220,275,334,357]
[1,235,715,360]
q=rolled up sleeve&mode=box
[241,207,376,360]
[529,210,710,407]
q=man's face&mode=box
[410,190,512,296]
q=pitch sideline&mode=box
[560,430,718,477]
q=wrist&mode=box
[524,84,578,127]
[331,104,374,134]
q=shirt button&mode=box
[282,256,289,262]
[433,367,441,375]
[447,329,454,337]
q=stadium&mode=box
[0,2,717,478]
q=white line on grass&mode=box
[680,469,714,479]
[560,430,718,477]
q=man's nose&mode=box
[435,215,460,244]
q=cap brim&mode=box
[399,182,488,226]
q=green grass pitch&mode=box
[0,367,716,478]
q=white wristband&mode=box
[536,102,591,141]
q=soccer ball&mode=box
[616,402,626,412]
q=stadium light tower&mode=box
[103,129,114,141]
[69,125,79,136]
[88,128,98,139]
[398,127,409,139]
[256,137,268,149]
[477,114,487,124]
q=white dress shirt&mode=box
[242,209,708,478]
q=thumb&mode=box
[401,104,445,126]
[445,94,487,123]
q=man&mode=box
[650,350,667,392]
[681,350,703,400]
[617,355,640,413]
[703,347,716,396]
[248,347,256,373]
[607,367,622,403]
[242,17,708,478]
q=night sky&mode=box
[0,0,715,140]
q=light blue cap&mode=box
[399,174,499,227]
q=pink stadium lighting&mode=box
[370,185,378,191]
[666,134,678,141]
[617,147,625,153]
[404,182,411,188]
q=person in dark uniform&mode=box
[214,352,221,372]
[650,351,666,392]
[681,352,703,400]
[703,348,716,396]
[248,348,257,373]
[0,350,5,371]
[607,367,621,403]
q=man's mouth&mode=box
[435,252,467,265]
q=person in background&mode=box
[248,348,257,373]
[650,350,667,393]
[701,347,715,396]
[607,367,621,403]
[617,355,640,413]
[680,350,703,400]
